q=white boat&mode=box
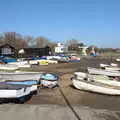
[0,83,31,99]
[116,58,120,62]
[40,73,59,88]
[100,63,119,71]
[0,64,18,71]
[0,71,43,82]
[105,66,120,71]
[47,60,58,64]
[8,61,31,68]
[74,72,120,87]
[111,63,118,67]
[6,80,38,93]
[88,67,120,77]
[72,78,120,95]
[100,64,109,68]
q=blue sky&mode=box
[0,0,120,48]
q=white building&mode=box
[55,43,67,53]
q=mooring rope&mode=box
[58,86,81,120]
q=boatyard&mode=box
[0,57,120,120]
[1,0,120,119]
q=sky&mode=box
[0,0,120,48]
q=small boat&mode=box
[105,66,120,71]
[0,82,31,102]
[88,67,120,77]
[73,72,120,87]
[37,60,48,65]
[72,78,120,95]
[100,64,109,68]
[46,60,58,64]
[29,59,48,65]
[100,63,119,71]
[40,73,59,88]
[111,63,118,67]
[8,61,31,68]
[0,64,18,71]
[116,58,120,62]
[6,80,38,93]
[0,71,43,82]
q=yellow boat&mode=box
[37,60,48,65]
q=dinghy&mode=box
[73,72,120,87]
[72,78,120,95]
[88,67,120,77]
[0,83,31,101]
[6,80,38,94]
[40,73,59,88]
[104,66,120,71]
[116,58,120,62]
[100,64,109,68]
[100,63,119,71]
[8,61,31,68]
[0,71,43,82]
[0,64,18,71]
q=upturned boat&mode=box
[40,73,59,88]
[72,78,120,95]
[73,72,120,87]
[6,80,38,93]
[0,71,43,82]
[0,83,31,102]
[0,64,18,71]
[88,67,120,77]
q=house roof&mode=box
[0,44,15,50]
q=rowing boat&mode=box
[88,67,120,77]
[40,73,59,88]
[74,72,120,87]
[0,71,43,82]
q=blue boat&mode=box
[6,80,38,95]
[6,80,37,85]
[40,73,59,88]
[41,73,58,81]
[0,56,17,63]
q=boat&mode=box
[100,63,119,71]
[0,64,18,71]
[8,61,31,68]
[73,72,120,87]
[29,59,48,65]
[0,56,17,64]
[100,64,109,68]
[104,66,120,71]
[0,71,43,82]
[88,67,120,77]
[72,78,120,95]
[6,80,38,94]
[40,73,59,88]
[111,63,118,67]
[0,82,31,102]
[116,58,120,62]
[46,60,58,64]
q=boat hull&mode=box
[88,67,120,76]
[40,79,59,88]
[72,78,120,95]
[74,71,120,87]
[0,72,43,82]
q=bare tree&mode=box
[66,39,84,51]
[3,32,28,49]
[36,37,51,48]
[24,36,35,48]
